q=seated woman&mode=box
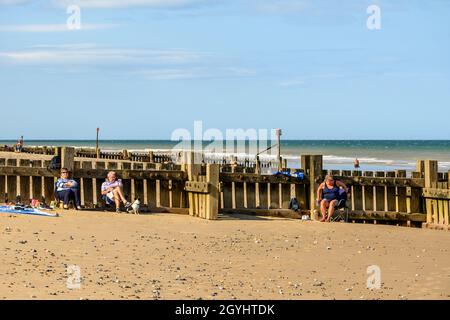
[101,171,131,213]
[55,168,81,210]
[317,175,349,222]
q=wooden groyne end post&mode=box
[301,155,323,220]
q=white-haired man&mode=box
[101,171,131,213]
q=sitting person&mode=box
[55,168,81,210]
[317,175,349,222]
[15,136,23,152]
[101,171,131,213]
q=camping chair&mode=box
[321,187,349,222]
[54,181,77,209]
[330,197,349,222]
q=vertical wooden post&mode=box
[396,170,407,213]
[61,147,75,172]
[255,182,260,208]
[424,160,438,224]
[416,160,425,177]
[80,177,85,207]
[92,161,98,207]
[231,166,236,209]
[375,171,385,212]
[183,151,201,216]
[278,183,283,209]
[148,151,154,163]
[243,168,248,208]
[303,155,323,220]
[424,160,438,189]
[206,164,219,220]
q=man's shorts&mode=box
[103,191,115,205]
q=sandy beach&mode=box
[0,210,448,300]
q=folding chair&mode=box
[330,198,349,222]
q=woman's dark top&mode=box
[323,182,340,201]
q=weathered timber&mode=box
[219,172,309,184]
[0,167,186,181]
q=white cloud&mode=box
[0,0,29,5]
[253,0,309,14]
[0,44,254,80]
[136,67,255,80]
[0,44,208,66]
[0,23,115,32]
[52,0,209,9]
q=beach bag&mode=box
[291,171,305,181]
[288,197,300,212]
[48,155,61,170]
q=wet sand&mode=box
[0,210,449,300]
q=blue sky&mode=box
[0,0,449,140]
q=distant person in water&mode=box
[55,168,81,210]
[317,175,349,222]
[15,136,24,152]
[354,158,360,169]
[101,171,131,213]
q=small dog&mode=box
[128,198,141,215]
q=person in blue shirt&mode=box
[317,175,349,222]
[55,168,81,210]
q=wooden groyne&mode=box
[0,147,448,230]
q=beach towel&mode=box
[0,205,59,217]
[274,170,305,181]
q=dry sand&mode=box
[0,209,449,300]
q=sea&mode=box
[1,140,449,172]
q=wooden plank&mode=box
[422,188,450,199]
[246,183,256,209]
[134,179,144,203]
[409,187,422,213]
[386,171,396,212]
[155,180,161,208]
[171,180,182,209]
[206,164,219,220]
[281,183,291,209]
[0,175,5,202]
[290,183,296,199]
[243,181,248,208]
[61,147,75,171]
[363,185,374,211]
[259,182,268,209]
[231,180,236,209]
[396,170,407,213]
[7,175,16,202]
[234,182,244,209]
[278,183,283,208]
[20,176,31,204]
[270,182,279,209]
[424,160,438,188]
[143,179,148,205]
[255,182,260,208]
[147,180,157,209]
[432,199,438,224]
[374,172,385,212]
[222,182,233,209]
[353,185,363,210]
[80,178,85,206]
[445,201,449,225]
[425,199,432,223]
[438,200,444,225]
[43,177,54,204]
[92,162,98,206]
